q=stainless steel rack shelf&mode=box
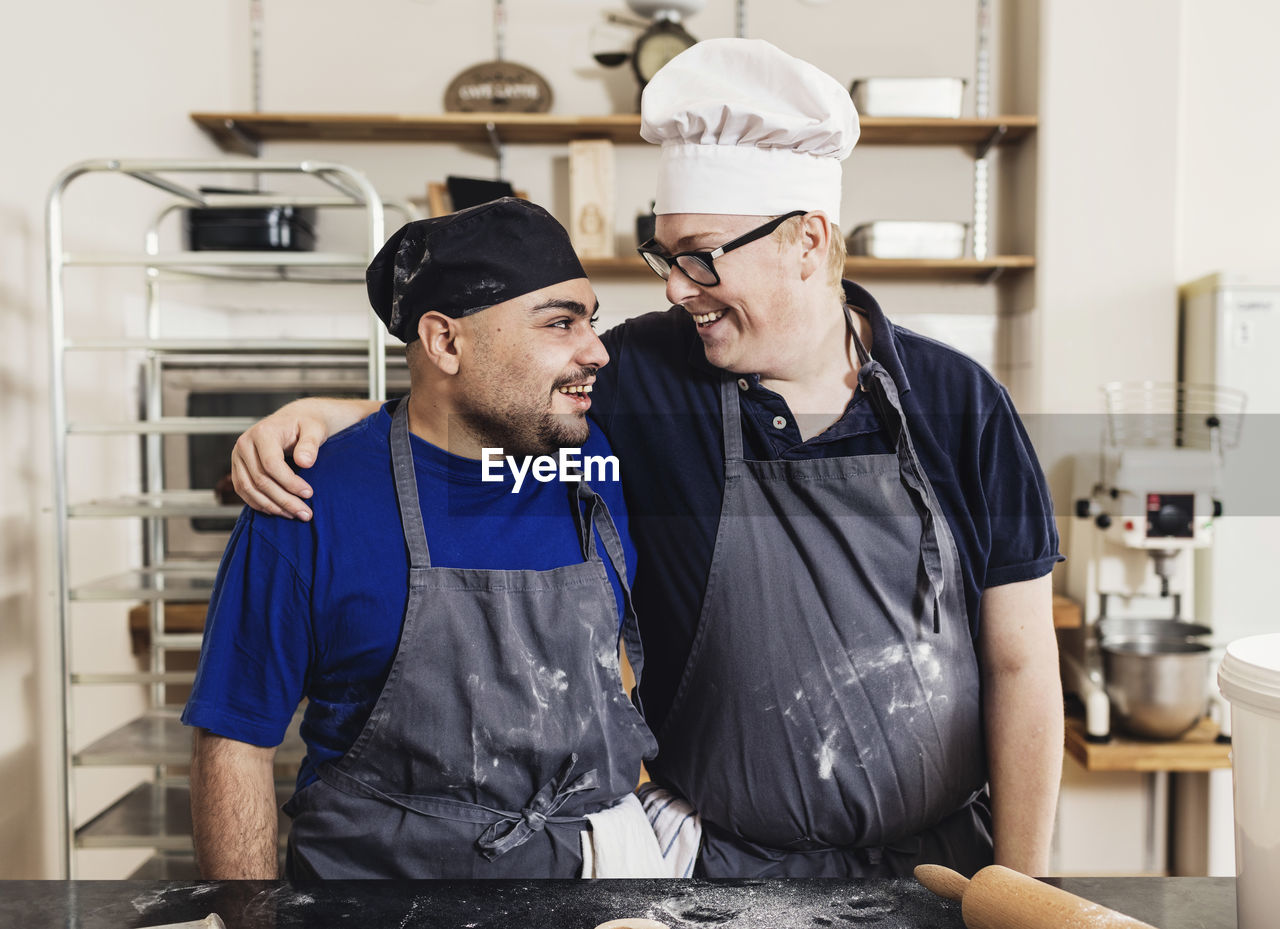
[49,160,388,877]
[67,491,241,519]
[66,417,258,435]
[64,338,375,353]
[74,708,306,768]
[76,780,292,850]
[71,672,198,686]
[61,250,367,268]
[70,565,219,602]
[126,852,200,880]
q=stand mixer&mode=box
[1060,382,1246,741]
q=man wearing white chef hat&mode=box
[228,37,1064,880]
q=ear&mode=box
[797,212,832,283]
[415,312,463,376]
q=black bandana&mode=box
[366,197,587,342]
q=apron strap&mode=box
[845,303,946,633]
[857,361,947,634]
[476,753,599,860]
[316,755,598,860]
[720,377,747,461]
[389,396,433,570]
[843,304,874,369]
[571,481,599,561]
[574,481,648,714]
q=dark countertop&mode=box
[0,877,1236,929]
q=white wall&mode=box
[0,0,242,880]
[1177,1,1280,279]
[1175,0,1280,877]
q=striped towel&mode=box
[580,793,667,878]
[636,782,703,877]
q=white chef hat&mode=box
[640,38,859,226]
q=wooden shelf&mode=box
[844,256,1034,280]
[190,112,1037,155]
[1064,714,1231,773]
[1053,594,1082,630]
[582,255,1034,281]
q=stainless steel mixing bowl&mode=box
[1098,618,1212,641]
[1102,639,1212,739]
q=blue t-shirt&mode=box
[591,280,1063,734]
[182,403,635,790]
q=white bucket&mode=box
[1217,633,1280,929]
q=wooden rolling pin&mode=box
[915,864,1160,929]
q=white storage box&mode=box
[847,222,968,260]
[849,78,965,118]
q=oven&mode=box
[158,354,410,559]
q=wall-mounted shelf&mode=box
[191,112,1037,156]
[188,113,1037,285]
[583,255,1035,282]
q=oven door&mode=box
[159,354,409,559]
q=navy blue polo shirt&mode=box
[592,280,1061,734]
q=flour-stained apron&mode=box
[284,398,657,878]
[650,309,991,877]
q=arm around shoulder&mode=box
[231,396,380,520]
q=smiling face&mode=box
[451,277,607,458]
[653,212,810,377]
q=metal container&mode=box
[1098,618,1212,642]
[1103,639,1212,739]
[849,78,965,118]
[847,221,967,260]
[184,187,317,252]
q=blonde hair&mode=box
[776,213,846,300]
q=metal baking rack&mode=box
[47,159,395,877]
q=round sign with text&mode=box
[444,61,553,113]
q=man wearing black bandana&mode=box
[183,199,659,879]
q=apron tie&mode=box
[476,753,600,860]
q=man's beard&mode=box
[451,363,598,458]
[457,407,589,459]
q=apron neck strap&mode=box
[571,482,599,560]
[843,304,873,369]
[718,378,746,460]
[573,480,648,710]
[390,396,433,569]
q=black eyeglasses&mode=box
[636,210,807,286]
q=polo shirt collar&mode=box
[683,280,912,398]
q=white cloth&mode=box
[579,792,668,878]
[636,782,702,878]
[640,37,859,225]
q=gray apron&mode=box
[649,309,991,878]
[283,398,657,878]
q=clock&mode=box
[631,18,697,87]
